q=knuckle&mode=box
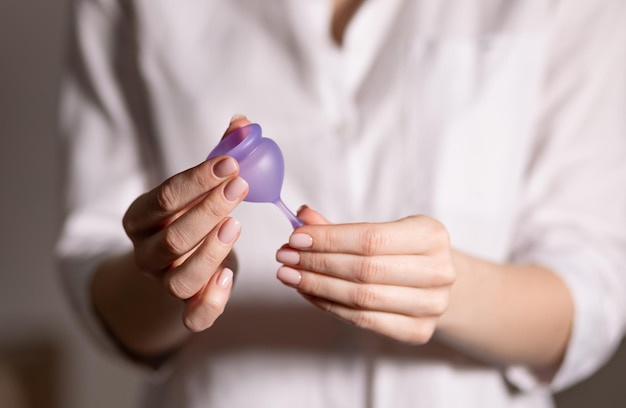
[405,320,436,345]
[355,257,383,283]
[428,290,450,315]
[198,247,222,268]
[162,226,188,256]
[302,274,322,296]
[201,296,226,320]
[351,285,378,309]
[402,214,429,232]
[183,296,225,333]
[156,181,178,213]
[439,263,456,285]
[425,256,456,286]
[184,313,210,333]
[434,228,450,248]
[429,220,450,249]
[352,312,376,330]
[197,251,230,280]
[189,167,215,192]
[406,215,450,252]
[165,274,195,300]
[198,195,228,222]
[122,213,137,237]
[306,253,331,274]
[359,225,387,255]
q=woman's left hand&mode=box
[275,207,456,344]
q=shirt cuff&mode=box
[505,249,624,392]
[57,249,174,381]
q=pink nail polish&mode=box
[218,268,233,288]
[213,157,238,178]
[289,233,313,249]
[277,266,301,286]
[224,177,248,201]
[218,218,241,244]
[230,113,248,123]
[276,248,300,265]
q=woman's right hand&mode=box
[122,118,250,332]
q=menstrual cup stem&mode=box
[274,198,304,229]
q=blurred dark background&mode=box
[0,1,623,407]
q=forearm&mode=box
[436,250,574,372]
[92,251,191,361]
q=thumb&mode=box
[297,205,332,225]
[222,114,251,139]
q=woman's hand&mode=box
[275,207,456,344]
[121,117,251,332]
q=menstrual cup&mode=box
[206,123,304,229]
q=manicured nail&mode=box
[218,218,240,244]
[276,248,300,265]
[217,267,233,288]
[289,233,313,249]
[230,113,247,123]
[277,266,301,287]
[224,177,248,201]
[213,157,238,178]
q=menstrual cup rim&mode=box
[206,123,262,160]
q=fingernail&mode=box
[277,266,301,287]
[224,177,248,201]
[213,157,238,178]
[296,204,309,215]
[276,248,300,265]
[218,218,241,244]
[230,113,247,123]
[217,267,233,288]
[289,233,313,249]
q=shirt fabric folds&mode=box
[57,1,626,407]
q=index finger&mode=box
[124,156,238,236]
[287,216,448,256]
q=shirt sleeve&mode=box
[55,0,159,362]
[505,0,626,392]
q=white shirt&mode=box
[57,1,626,407]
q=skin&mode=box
[92,2,573,374]
[91,0,375,360]
[276,208,573,372]
[331,0,363,45]
[92,117,251,361]
[94,116,572,376]
[285,0,573,371]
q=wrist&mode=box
[92,252,191,362]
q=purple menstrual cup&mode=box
[206,123,304,229]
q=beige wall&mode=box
[0,1,623,407]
